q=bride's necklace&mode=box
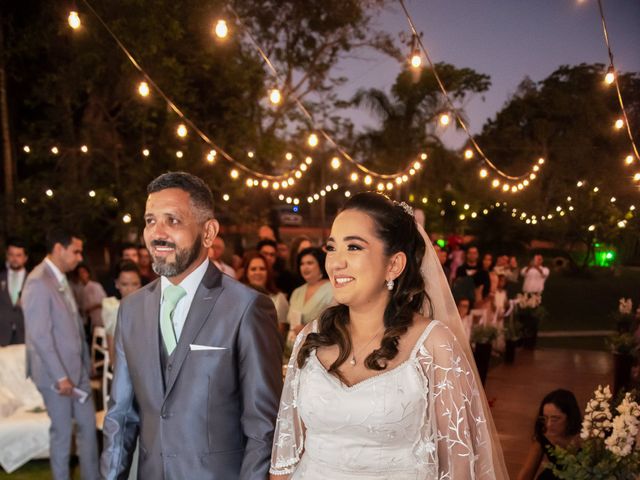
[349,325,385,366]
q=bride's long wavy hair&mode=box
[297,192,430,377]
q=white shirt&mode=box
[160,258,209,341]
[7,268,26,304]
[521,265,550,293]
[44,257,66,284]
[213,260,235,277]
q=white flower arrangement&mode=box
[553,385,640,479]
[516,292,542,309]
[605,392,640,457]
[580,385,613,441]
[619,298,633,315]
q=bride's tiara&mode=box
[393,201,414,217]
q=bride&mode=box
[269,192,508,479]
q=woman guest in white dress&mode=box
[270,192,508,480]
[287,247,333,337]
[239,251,290,339]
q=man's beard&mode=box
[150,235,203,278]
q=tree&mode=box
[474,64,640,264]
[0,0,395,248]
[351,63,490,173]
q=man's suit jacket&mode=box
[0,269,26,345]
[101,261,283,480]
[21,261,90,388]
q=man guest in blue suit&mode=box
[101,172,283,479]
[22,228,99,480]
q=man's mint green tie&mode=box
[161,285,186,355]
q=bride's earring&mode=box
[386,279,394,291]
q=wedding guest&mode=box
[286,246,332,337]
[76,263,107,330]
[22,227,99,480]
[137,246,158,285]
[277,241,290,263]
[0,238,28,345]
[288,235,312,274]
[270,192,507,478]
[259,239,297,297]
[101,261,142,360]
[239,252,289,340]
[120,243,139,265]
[522,254,550,294]
[258,224,277,241]
[207,235,236,277]
[517,389,581,480]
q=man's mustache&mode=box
[150,240,177,249]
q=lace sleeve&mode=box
[269,322,314,475]
[415,321,497,479]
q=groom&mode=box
[101,172,283,479]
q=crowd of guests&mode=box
[432,236,550,341]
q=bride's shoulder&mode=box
[412,314,457,348]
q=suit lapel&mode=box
[144,281,165,397]
[163,263,223,399]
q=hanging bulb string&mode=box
[226,6,421,180]
[597,0,639,161]
[78,0,307,181]
[398,0,543,181]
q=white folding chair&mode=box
[95,345,112,431]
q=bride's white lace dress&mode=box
[270,320,498,479]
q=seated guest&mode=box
[101,261,142,360]
[76,263,107,331]
[517,389,581,480]
[239,252,289,340]
[287,247,333,339]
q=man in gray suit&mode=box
[101,172,283,479]
[0,238,28,345]
[22,228,99,480]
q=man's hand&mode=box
[57,377,74,396]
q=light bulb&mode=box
[68,11,81,29]
[625,155,634,165]
[214,20,228,39]
[51,146,59,155]
[230,169,239,179]
[122,214,132,224]
[138,81,150,97]
[604,68,615,85]
[364,175,372,185]
[307,133,318,148]
[142,148,150,157]
[269,89,281,105]
[330,157,341,170]
[479,169,488,178]
[464,149,474,160]
[176,124,187,138]
[439,113,450,126]
[410,53,422,69]
[223,194,230,202]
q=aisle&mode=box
[485,348,612,478]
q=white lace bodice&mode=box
[270,320,498,479]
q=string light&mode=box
[439,113,450,126]
[222,194,230,201]
[350,172,359,182]
[614,118,624,130]
[176,124,188,138]
[88,190,96,197]
[410,52,421,69]
[625,155,634,165]
[464,149,474,160]
[23,146,30,153]
[80,145,88,153]
[230,169,239,179]
[138,81,150,97]
[175,150,183,158]
[214,20,228,39]
[330,157,341,170]
[269,89,282,105]
[307,133,318,148]
[604,67,615,85]
[122,214,132,224]
[51,146,59,155]
[68,11,81,30]
[45,189,54,197]
[206,150,216,163]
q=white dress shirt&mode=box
[160,258,209,341]
[7,268,26,305]
[520,265,550,293]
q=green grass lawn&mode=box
[0,459,78,479]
